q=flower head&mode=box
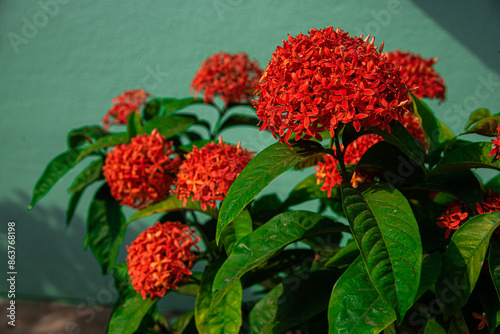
[436,200,470,239]
[477,189,500,215]
[172,138,254,210]
[385,50,446,101]
[254,27,411,146]
[126,221,199,299]
[489,125,500,159]
[103,129,180,209]
[102,89,150,130]
[191,52,263,105]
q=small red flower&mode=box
[254,27,411,147]
[471,312,488,333]
[489,125,500,159]
[385,50,446,101]
[126,221,200,299]
[103,129,180,209]
[102,89,150,130]
[172,138,254,210]
[191,52,263,105]
[477,189,500,215]
[437,200,470,239]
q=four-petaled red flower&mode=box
[489,125,500,159]
[254,27,411,147]
[471,312,488,333]
[172,137,254,210]
[102,89,150,130]
[103,129,180,209]
[385,50,446,101]
[191,52,263,105]
[126,221,199,300]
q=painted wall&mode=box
[1,0,499,313]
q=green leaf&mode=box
[283,174,340,208]
[144,97,205,119]
[67,126,110,150]
[217,140,325,243]
[328,256,396,334]
[108,263,157,334]
[423,318,447,334]
[461,116,500,137]
[477,273,500,334]
[447,311,469,334]
[218,114,259,132]
[177,284,200,296]
[431,141,500,175]
[127,196,218,224]
[220,209,252,255]
[411,94,454,150]
[211,211,347,309]
[251,193,284,223]
[172,311,195,334]
[489,236,500,300]
[341,182,422,321]
[75,133,128,163]
[294,152,328,170]
[486,174,500,193]
[416,252,442,301]
[126,112,144,140]
[465,108,493,130]
[66,189,83,226]
[435,211,500,315]
[68,158,103,194]
[29,150,80,209]
[143,115,196,139]
[87,184,127,274]
[322,240,360,270]
[249,270,339,334]
[195,259,242,334]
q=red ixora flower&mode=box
[102,89,150,130]
[254,27,411,147]
[172,137,253,210]
[191,52,263,105]
[126,221,200,299]
[489,125,500,159]
[103,129,180,209]
[385,50,446,101]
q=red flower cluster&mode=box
[102,89,150,130]
[126,221,199,299]
[489,125,500,159]
[103,129,180,209]
[172,138,253,211]
[254,27,411,147]
[191,52,263,105]
[385,50,446,101]
[437,190,500,238]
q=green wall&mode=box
[1,0,499,312]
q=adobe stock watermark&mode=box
[141,64,169,92]
[213,0,244,21]
[351,0,406,38]
[7,0,70,54]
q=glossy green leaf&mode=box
[322,240,360,270]
[75,133,128,163]
[431,141,500,175]
[126,112,144,140]
[127,196,218,224]
[220,209,252,255]
[66,189,83,226]
[411,94,454,150]
[249,270,339,334]
[87,184,127,274]
[68,158,103,194]
[416,252,442,301]
[283,174,340,208]
[29,150,80,209]
[251,193,284,223]
[423,319,447,334]
[489,236,500,300]
[447,311,469,334]
[329,256,396,334]
[465,108,492,129]
[212,211,347,308]
[177,284,200,296]
[172,311,195,334]
[218,114,259,132]
[67,125,109,150]
[108,263,157,334]
[217,140,324,243]
[341,182,422,320]
[143,115,196,139]
[294,152,328,170]
[435,211,500,315]
[195,259,242,334]
[461,116,500,137]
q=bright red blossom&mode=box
[172,138,254,210]
[489,125,500,159]
[191,52,262,105]
[254,27,411,147]
[103,129,180,209]
[126,221,199,300]
[102,89,150,130]
[385,50,446,101]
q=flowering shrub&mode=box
[102,88,150,129]
[29,27,500,334]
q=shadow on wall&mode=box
[413,0,500,75]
